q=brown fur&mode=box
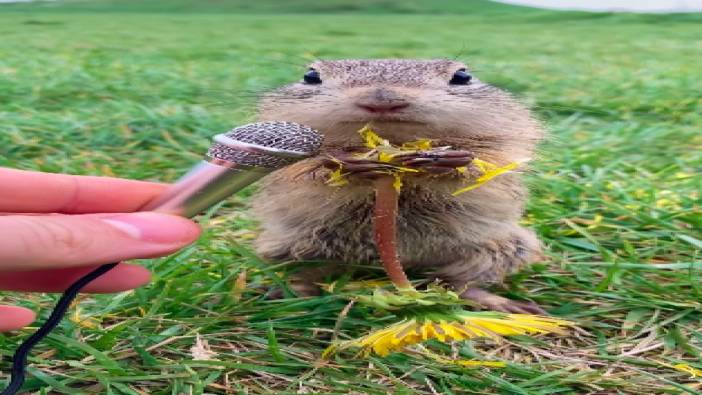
[252,59,545,312]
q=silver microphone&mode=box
[141,121,324,217]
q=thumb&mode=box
[0,213,201,271]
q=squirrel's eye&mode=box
[449,68,472,85]
[303,68,322,84]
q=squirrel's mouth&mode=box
[339,118,426,126]
[349,100,422,123]
[344,111,426,124]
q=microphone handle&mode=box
[141,158,271,218]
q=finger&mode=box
[0,263,151,293]
[0,212,200,271]
[0,167,167,214]
[0,305,36,332]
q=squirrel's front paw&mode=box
[323,149,474,178]
[322,155,397,179]
[395,149,474,174]
[460,288,547,315]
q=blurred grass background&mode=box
[0,0,701,393]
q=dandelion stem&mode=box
[373,175,412,290]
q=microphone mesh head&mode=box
[207,121,324,168]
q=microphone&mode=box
[142,121,324,217]
[1,121,324,395]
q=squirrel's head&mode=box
[258,59,542,161]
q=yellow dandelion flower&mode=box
[324,312,573,357]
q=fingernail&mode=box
[101,212,200,244]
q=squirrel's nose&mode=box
[355,88,410,114]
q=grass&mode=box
[5,0,702,22]
[0,0,539,14]
[1,1,701,393]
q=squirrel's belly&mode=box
[256,192,482,268]
[253,173,521,268]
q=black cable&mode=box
[1,262,119,395]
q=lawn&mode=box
[1,1,701,394]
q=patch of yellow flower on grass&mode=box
[324,300,573,358]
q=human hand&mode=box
[0,168,201,332]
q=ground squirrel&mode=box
[252,59,545,314]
